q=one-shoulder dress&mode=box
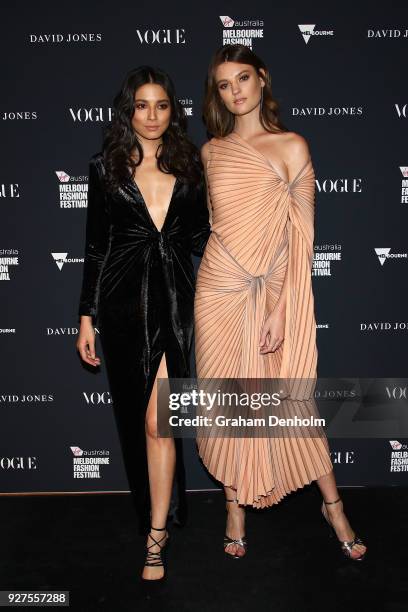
[194,133,333,508]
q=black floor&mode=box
[0,486,405,611]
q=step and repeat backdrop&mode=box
[1,1,407,494]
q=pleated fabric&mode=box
[194,133,333,508]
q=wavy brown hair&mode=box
[102,65,202,192]
[203,44,287,138]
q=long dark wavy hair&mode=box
[203,44,288,138]
[102,65,202,192]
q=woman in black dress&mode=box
[76,66,211,580]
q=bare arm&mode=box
[260,134,311,352]
[274,134,311,315]
[200,142,213,227]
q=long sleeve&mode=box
[191,179,211,257]
[78,155,112,320]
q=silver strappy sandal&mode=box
[224,498,247,559]
[321,497,367,561]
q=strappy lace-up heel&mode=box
[142,525,169,581]
[321,497,367,561]
[224,498,247,559]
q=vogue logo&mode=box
[330,451,355,464]
[386,387,407,400]
[0,456,37,469]
[83,391,112,405]
[69,107,113,122]
[315,178,362,193]
[0,184,20,198]
[136,29,186,44]
[395,104,408,118]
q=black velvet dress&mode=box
[78,152,211,529]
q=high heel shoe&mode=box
[321,497,367,561]
[141,525,169,581]
[224,498,247,559]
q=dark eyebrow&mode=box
[134,98,170,102]
[216,70,249,85]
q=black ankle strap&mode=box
[324,497,341,505]
[151,525,167,531]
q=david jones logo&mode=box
[29,33,102,43]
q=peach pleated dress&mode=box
[194,132,333,508]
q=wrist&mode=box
[80,315,94,326]
[273,301,286,315]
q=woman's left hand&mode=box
[259,308,285,354]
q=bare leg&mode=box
[316,470,367,559]
[142,352,175,580]
[224,485,246,558]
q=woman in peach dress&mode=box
[194,44,367,561]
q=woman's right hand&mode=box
[76,316,101,367]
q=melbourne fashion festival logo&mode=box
[51,252,84,270]
[389,440,408,473]
[70,446,110,479]
[55,171,88,209]
[298,24,334,44]
[179,98,193,117]
[400,167,408,203]
[0,248,19,281]
[374,248,408,266]
[312,244,342,277]
[135,28,186,44]
[219,15,264,49]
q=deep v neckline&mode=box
[229,132,310,187]
[132,175,178,234]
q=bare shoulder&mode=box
[276,131,310,161]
